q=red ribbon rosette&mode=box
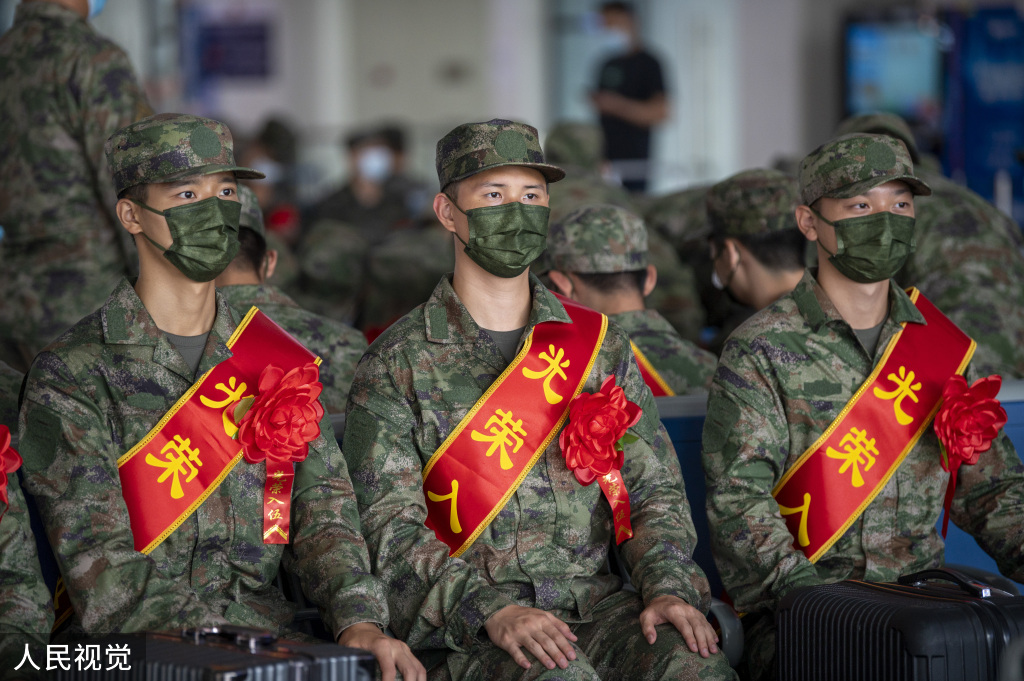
[235,362,324,544]
[0,425,23,523]
[934,374,1007,538]
[559,375,641,543]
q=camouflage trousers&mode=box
[0,231,129,372]
[738,614,776,681]
[428,590,737,681]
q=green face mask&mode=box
[135,196,242,282]
[448,198,550,278]
[812,208,916,284]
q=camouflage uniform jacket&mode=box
[610,309,716,395]
[702,270,1024,614]
[0,471,54,673]
[18,279,387,638]
[344,274,709,653]
[0,361,23,430]
[218,284,367,414]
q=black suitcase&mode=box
[776,568,1024,681]
[53,625,376,681]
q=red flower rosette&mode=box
[559,375,642,543]
[0,425,22,523]
[235,362,324,543]
[934,374,1007,537]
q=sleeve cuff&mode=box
[444,587,516,652]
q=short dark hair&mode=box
[118,183,148,203]
[600,2,634,16]
[712,228,806,272]
[233,226,267,274]
[573,269,647,295]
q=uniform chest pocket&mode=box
[547,448,607,549]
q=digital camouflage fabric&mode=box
[105,113,264,195]
[611,310,716,395]
[218,284,367,414]
[238,184,266,237]
[0,2,152,372]
[435,119,565,190]
[701,271,1024,679]
[798,133,930,206]
[0,361,23,431]
[706,169,799,239]
[344,274,735,680]
[544,121,605,170]
[293,219,369,325]
[18,279,387,639]
[548,204,648,273]
[0,469,53,675]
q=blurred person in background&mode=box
[591,1,668,193]
[0,0,152,372]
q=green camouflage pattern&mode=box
[0,1,153,372]
[264,230,301,292]
[612,310,716,395]
[17,279,387,638]
[706,169,799,239]
[702,270,1024,677]
[644,186,713,247]
[544,122,605,170]
[0,470,53,674]
[432,590,736,680]
[293,219,369,325]
[798,133,930,206]
[105,113,264,196]
[834,113,916,160]
[548,204,648,273]
[218,284,367,414]
[344,274,726,675]
[436,119,565,190]
[0,360,23,431]
[237,184,265,238]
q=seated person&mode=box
[705,169,805,311]
[344,118,736,680]
[17,113,422,681]
[545,203,717,395]
[215,185,367,414]
[702,133,1024,681]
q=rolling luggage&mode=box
[54,625,376,681]
[776,568,1024,681]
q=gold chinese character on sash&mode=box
[145,435,202,499]
[471,409,527,470]
[826,427,878,487]
[199,376,251,436]
[427,479,462,533]
[269,481,285,495]
[778,492,812,547]
[872,366,922,426]
[522,345,570,404]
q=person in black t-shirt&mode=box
[591,1,669,193]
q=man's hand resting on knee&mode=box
[639,595,720,658]
[338,622,426,681]
[485,604,579,671]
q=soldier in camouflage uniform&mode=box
[705,169,805,311]
[546,204,716,395]
[17,114,423,681]
[0,361,23,431]
[835,113,1024,378]
[544,121,705,343]
[0,0,152,373]
[702,133,1024,680]
[214,185,367,414]
[344,119,735,681]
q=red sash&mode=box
[422,296,608,557]
[631,341,676,397]
[773,290,975,562]
[118,308,318,554]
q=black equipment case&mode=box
[776,568,1024,681]
[54,625,376,681]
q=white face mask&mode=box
[88,0,107,18]
[600,27,631,54]
[357,146,393,183]
[711,268,726,291]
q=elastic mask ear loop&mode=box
[132,200,170,253]
[445,193,472,249]
[809,206,839,259]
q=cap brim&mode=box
[448,161,566,187]
[826,174,932,200]
[157,163,267,184]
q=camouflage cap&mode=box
[548,203,647,273]
[706,169,799,239]
[237,184,265,238]
[544,121,604,169]
[798,133,931,206]
[105,113,264,195]
[435,119,565,190]
[834,112,919,162]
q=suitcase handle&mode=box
[897,567,998,598]
[181,625,279,653]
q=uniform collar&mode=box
[608,308,673,332]
[217,283,300,310]
[792,268,925,333]
[16,2,84,24]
